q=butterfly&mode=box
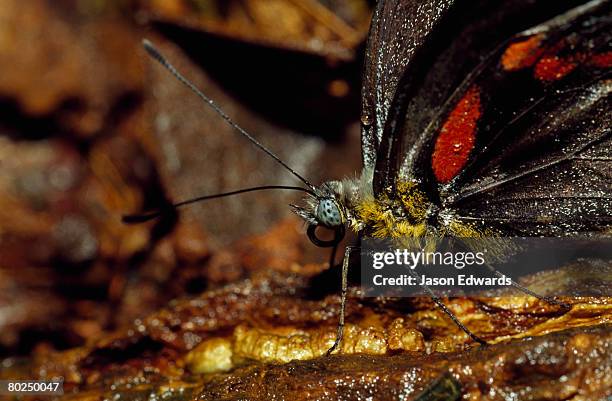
[125,0,611,356]
[293,0,611,352]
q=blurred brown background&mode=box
[0,0,373,357]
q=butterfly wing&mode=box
[360,0,455,193]
[444,0,611,234]
[375,0,611,235]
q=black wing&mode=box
[360,0,455,193]
[370,0,597,199]
[374,0,610,235]
[442,0,612,235]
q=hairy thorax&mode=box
[326,169,490,240]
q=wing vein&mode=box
[449,129,612,204]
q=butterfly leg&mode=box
[483,262,572,311]
[326,245,355,356]
[405,268,487,345]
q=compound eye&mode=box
[316,198,342,227]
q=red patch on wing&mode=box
[432,85,481,184]
[502,35,610,83]
[534,55,578,82]
[501,35,544,71]
[589,51,612,68]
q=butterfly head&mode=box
[291,182,348,247]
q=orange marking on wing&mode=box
[534,55,578,82]
[501,35,545,71]
[589,51,612,68]
[432,85,481,184]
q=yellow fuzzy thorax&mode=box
[349,180,487,239]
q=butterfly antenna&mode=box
[142,39,317,192]
[122,185,315,224]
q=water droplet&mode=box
[361,114,373,126]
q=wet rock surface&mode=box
[2,259,610,400]
[195,325,611,401]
